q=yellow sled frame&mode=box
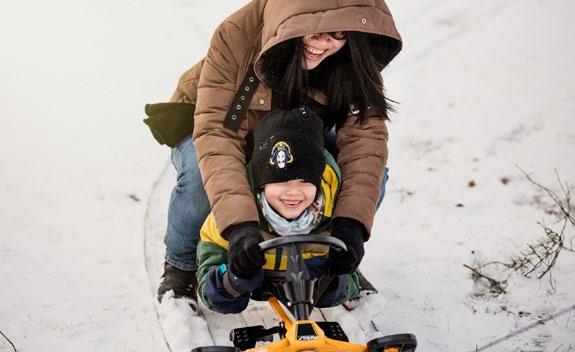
[243,297,399,352]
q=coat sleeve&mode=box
[333,112,389,238]
[169,59,205,103]
[192,22,260,233]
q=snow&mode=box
[1,0,574,351]
[158,291,212,351]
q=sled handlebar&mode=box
[258,234,347,253]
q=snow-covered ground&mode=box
[1,0,574,351]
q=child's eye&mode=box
[328,32,346,40]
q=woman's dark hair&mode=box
[260,32,399,129]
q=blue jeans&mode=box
[164,136,211,271]
[164,132,389,271]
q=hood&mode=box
[254,0,402,79]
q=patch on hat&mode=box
[269,141,294,169]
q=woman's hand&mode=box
[224,222,265,279]
[328,218,366,274]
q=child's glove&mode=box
[304,257,350,308]
[223,222,265,279]
[328,218,366,275]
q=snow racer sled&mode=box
[192,234,417,352]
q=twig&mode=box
[554,168,573,222]
[517,166,574,225]
[537,224,562,279]
[496,220,565,280]
[463,264,506,295]
[548,270,556,293]
[0,329,17,352]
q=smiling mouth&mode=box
[303,46,326,60]
[281,199,303,208]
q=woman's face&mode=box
[301,32,347,70]
[264,179,317,219]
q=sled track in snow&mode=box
[143,158,223,350]
[143,158,177,352]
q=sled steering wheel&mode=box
[254,234,347,320]
[258,234,347,253]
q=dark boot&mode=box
[157,262,198,302]
[343,270,378,310]
[357,270,378,295]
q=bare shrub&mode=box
[465,168,574,294]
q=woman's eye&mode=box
[329,32,346,40]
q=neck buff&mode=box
[258,192,324,236]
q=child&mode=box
[195,107,361,314]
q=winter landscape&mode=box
[1,0,574,351]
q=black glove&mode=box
[223,222,265,279]
[328,218,366,275]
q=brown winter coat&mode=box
[170,0,402,237]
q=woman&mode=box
[158,0,402,302]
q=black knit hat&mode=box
[249,106,325,190]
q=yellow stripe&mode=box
[263,251,327,271]
[200,213,229,249]
[321,164,339,217]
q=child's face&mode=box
[264,179,317,219]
